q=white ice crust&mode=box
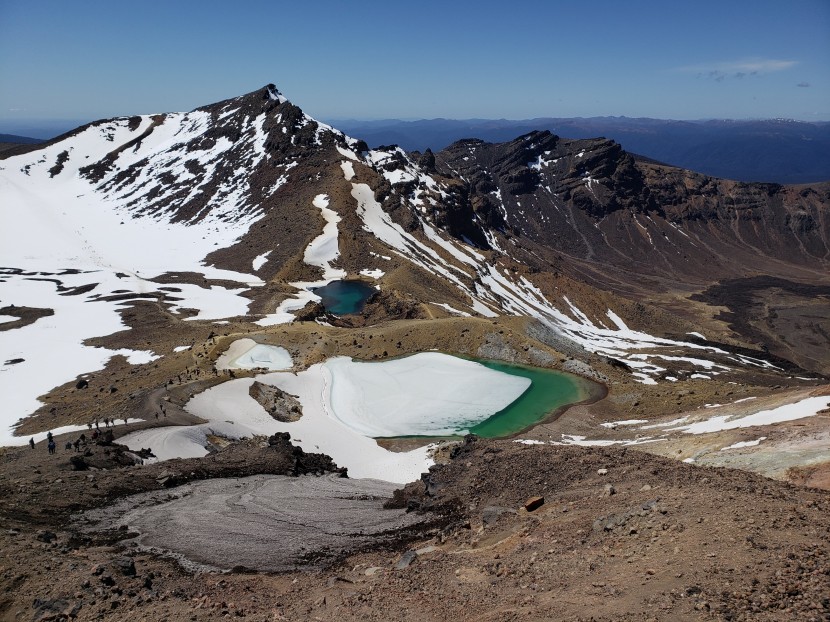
[215,338,293,371]
[121,353,529,482]
[324,353,530,437]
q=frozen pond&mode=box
[121,352,597,482]
[215,338,292,371]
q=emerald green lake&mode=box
[467,359,592,438]
[313,280,375,315]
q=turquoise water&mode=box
[467,359,591,437]
[313,280,376,315]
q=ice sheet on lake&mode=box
[215,339,292,371]
[121,353,532,482]
[324,353,530,437]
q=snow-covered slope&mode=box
[1,84,823,443]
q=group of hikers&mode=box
[30,416,122,454]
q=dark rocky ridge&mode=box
[434,131,830,285]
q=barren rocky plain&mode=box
[1,308,828,621]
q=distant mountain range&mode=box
[0,133,44,155]
[0,133,43,144]
[331,117,830,184]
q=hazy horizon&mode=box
[1,0,828,128]
[3,112,829,142]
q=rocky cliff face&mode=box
[432,131,830,291]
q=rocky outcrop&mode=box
[249,381,303,422]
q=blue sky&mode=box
[1,0,828,133]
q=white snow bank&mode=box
[121,353,533,482]
[215,338,292,371]
[678,396,829,434]
[359,268,385,279]
[252,251,271,271]
[305,194,345,282]
[430,302,471,317]
[553,434,661,447]
[340,161,355,181]
[720,437,767,451]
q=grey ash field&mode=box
[0,85,829,621]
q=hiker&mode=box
[91,429,99,440]
[94,418,99,430]
[47,440,56,454]
[87,422,92,430]
[29,438,35,449]
[46,431,53,442]
[64,441,72,451]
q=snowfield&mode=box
[121,353,530,482]
[0,111,274,441]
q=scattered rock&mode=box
[395,550,418,569]
[69,456,89,471]
[113,557,136,577]
[523,496,545,512]
[31,598,82,622]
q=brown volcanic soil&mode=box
[1,434,829,621]
[691,276,830,375]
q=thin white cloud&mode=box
[675,58,798,81]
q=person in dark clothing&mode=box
[46,431,53,442]
[47,440,56,454]
[29,438,35,449]
[65,441,72,451]
[73,439,81,452]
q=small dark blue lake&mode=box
[313,280,376,315]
